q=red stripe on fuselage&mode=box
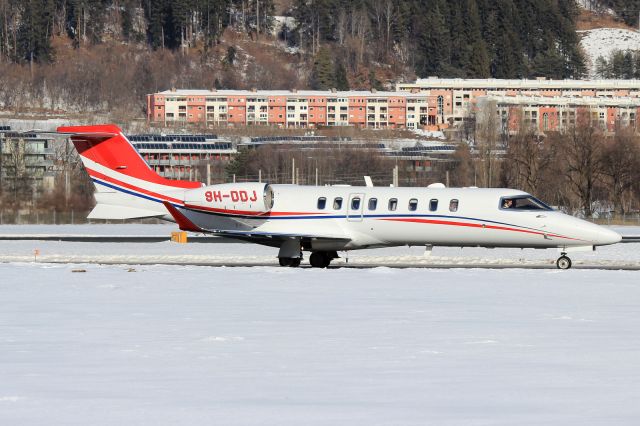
[88,168,184,205]
[380,217,580,241]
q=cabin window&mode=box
[408,199,418,211]
[429,199,438,212]
[317,197,326,210]
[368,198,378,210]
[388,198,398,211]
[333,197,343,210]
[351,197,361,210]
[449,199,459,212]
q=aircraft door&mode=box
[347,193,364,222]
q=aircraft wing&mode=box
[206,228,351,242]
[162,201,351,244]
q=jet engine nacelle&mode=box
[184,182,274,214]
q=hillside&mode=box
[0,0,635,121]
[579,28,640,76]
[574,1,640,78]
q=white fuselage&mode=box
[179,184,621,251]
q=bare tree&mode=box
[602,126,640,215]
[555,113,606,217]
[501,122,551,195]
[475,100,501,187]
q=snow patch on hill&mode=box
[579,28,640,76]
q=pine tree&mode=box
[311,47,335,89]
[634,52,640,79]
[611,50,625,78]
[595,56,611,79]
[17,0,54,62]
[335,62,349,91]
[623,51,634,79]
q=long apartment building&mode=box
[397,77,640,127]
[486,96,640,133]
[147,89,441,129]
[147,78,640,132]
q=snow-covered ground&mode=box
[0,224,638,268]
[0,225,640,424]
[579,28,640,77]
[409,128,446,140]
[1,261,640,424]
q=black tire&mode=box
[556,255,572,270]
[309,252,330,268]
[279,257,292,267]
[279,257,301,267]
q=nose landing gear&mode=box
[556,253,572,270]
[279,257,302,267]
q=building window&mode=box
[543,113,549,130]
[368,198,377,210]
[388,198,398,211]
[317,197,326,210]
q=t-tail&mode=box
[57,124,202,220]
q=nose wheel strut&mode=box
[556,253,572,270]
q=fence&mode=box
[0,210,93,225]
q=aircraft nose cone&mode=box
[596,228,622,246]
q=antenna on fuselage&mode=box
[364,176,373,187]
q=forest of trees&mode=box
[594,50,640,79]
[0,0,585,80]
[292,0,585,80]
[0,0,275,63]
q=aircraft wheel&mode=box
[279,257,301,267]
[556,255,572,270]
[309,252,331,268]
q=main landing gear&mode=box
[277,240,339,268]
[278,239,302,267]
[309,251,338,268]
[556,253,572,270]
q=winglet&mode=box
[162,202,204,232]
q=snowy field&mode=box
[1,225,640,424]
[0,224,639,268]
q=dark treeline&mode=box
[0,0,584,80]
[292,0,585,80]
[0,0,275,62]
[594,50,640,79]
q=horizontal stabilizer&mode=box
[88,204,166,220]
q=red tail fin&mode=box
[57,124,200,189]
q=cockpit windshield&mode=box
[500,196,552,211]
